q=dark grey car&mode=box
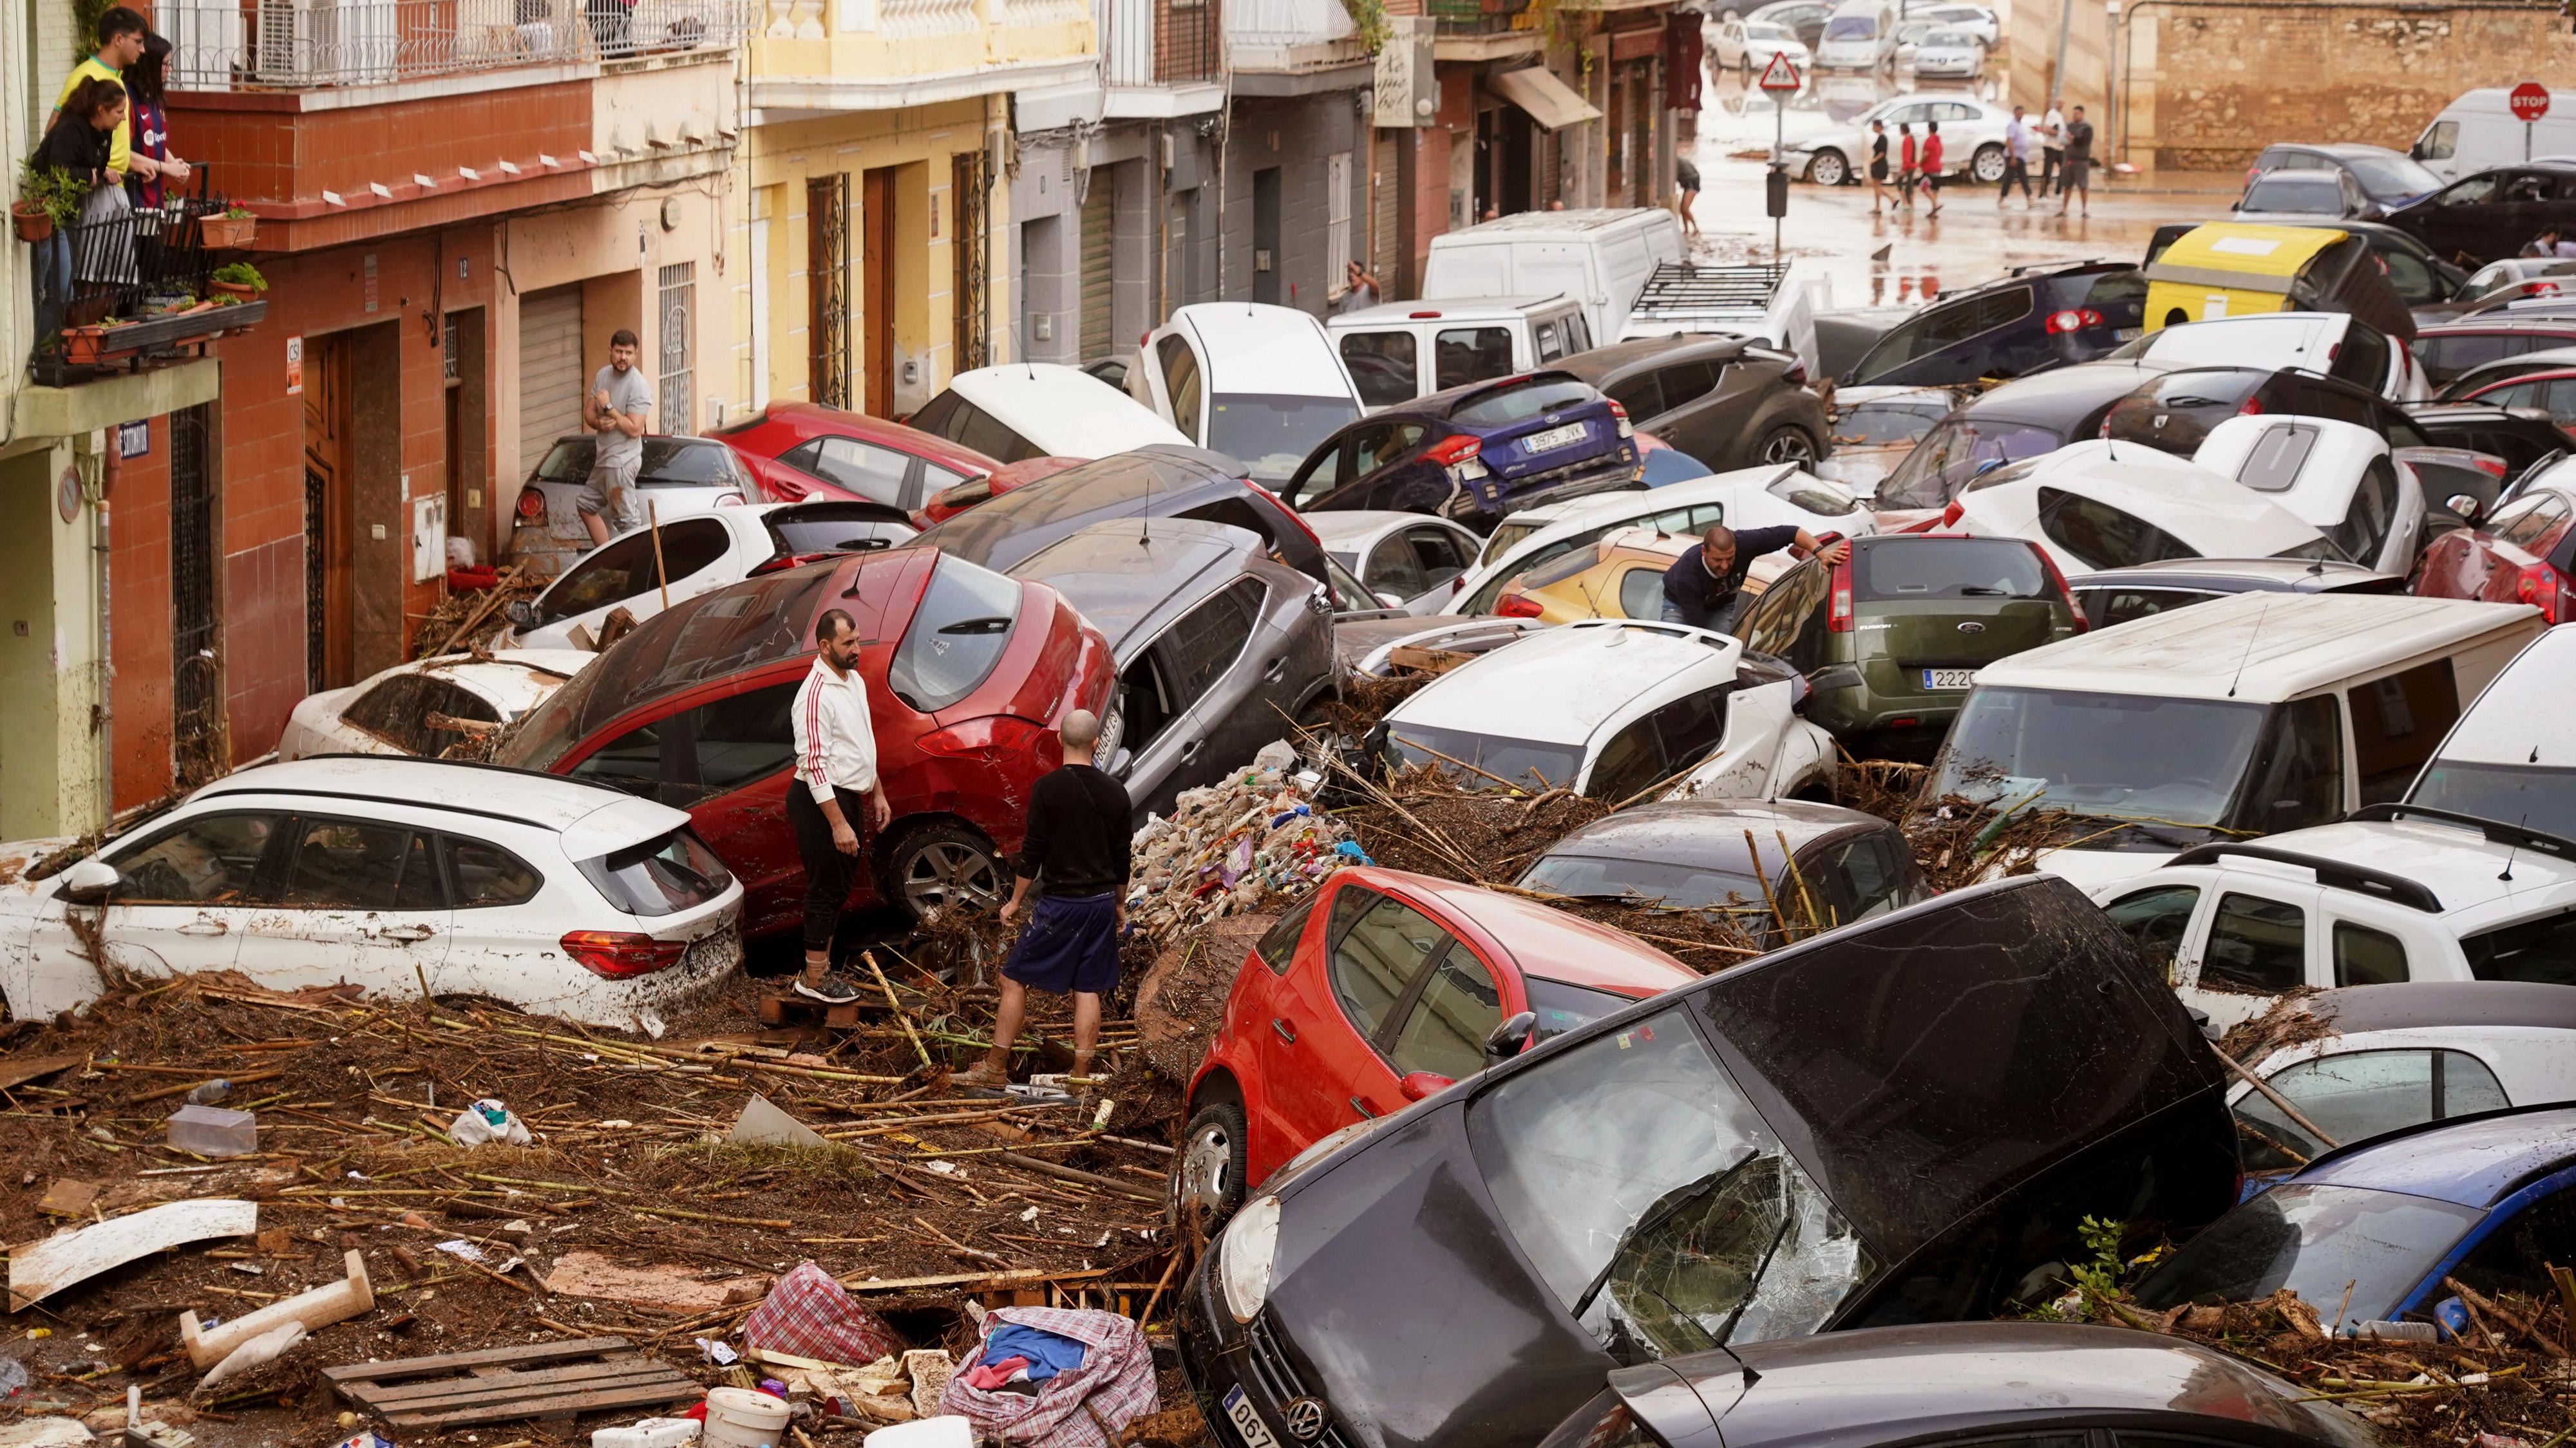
[911,445,1329,583]
[1517,799,1927,946]
[1555,335,1833,472]
[1007,518,1338,823]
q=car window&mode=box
[1586,718,1663,804]
[536,518,732,625]
[1535,319,1565,363]
[2499,491,2571,545]
[578,826,734,916]
[951,400,1039,464]
[889,556,1024,713]
[1436,328,1515,391]
[1606,374,1664,421]
[280,818,445,911]
[922,462,973,496]
[2237,1049,2510,1173]
[1857,538,2049,600]
[2452,1180,2576,1307]
[2334,920,2409,986]
[1405,526,1472,585]
[448,838,541,908]
[2081,586,2209,628]
[109,813,279,905]
[1283,435,1345,506]
[1877,419,2064,510]
[2201,891,2307,993]
[2371,243,2439,304]
[800,437,914,507]
[1341,331,1421,408]
[1738,571,1808,656]
[1331,889,1452,1044]
[341,675,505,756]
[1832,399,1947,450]
[2439,174,2499,207]
[1617,565,1665,619]
[2331,324,2392,393]
[1850,296,1989,381]
[768,507,907,558]
[1351,423,1430,475]
[2463,908,2576,986]
[1454,378,1595,427]
[1387,943,1504,1080]
[2103,885,2200,976]
[1806,832,1924,929]
[1159,335,1204,440]
[1255,893,1317,975]
[1164,578,1263,710]
[2241,693,2345,832]
[2350,659,2458,805]
[2036,487,2199,570]
[2338,457,2400,566]
[1656,361,1722,412]
[1366,533,1431,599]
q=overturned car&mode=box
[1177,874,2239,1448]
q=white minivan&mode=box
[1327,296,1597,409]
[1419,208,1685,343]
[1128,303,1366,487]
[2413,87,2576,185]
[1814,0,1897,70]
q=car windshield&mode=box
[1747,22,1795,39]
[1857,538,2050,600]
[1822,14,1876,39]
[1834,400,1949,449]
[2245,177,2347,214]
[1207,394,1363,484]
[536,437,736,486]
[1879,418,2066,510]
[1768,474,1861,515]
[1926,685,2269,829]
[1468,1006,1871,1360]
[1384,720,1586,793]
[887,556,1024,713]
[2342,153,2441,198]
[1520,852,1771,914]
[2132,1183,2481,1332]
[2410,761,2576,843]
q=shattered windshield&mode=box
[1466,1007,1871,1361]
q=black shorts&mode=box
[1870,159,1889,181]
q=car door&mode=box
[1256,881,1457,1149]
[2418,173,2504,263]
[1396,523,1476,610]
[1650,359,1728,462]
[1117,579,1265,817]
[229,812,454,999]
[44,810,285,979]
[1361,531,1432,606]
[1381,938,1510,1095]
[781,435,918,509]
[2100,881,2207,983]
[1797,829,1929,932]
[2177,879,2325,1029]
[428,832,560,1006]
[1347,421,1434,509]
[2439,1174,2576,1313]
[1157,334,1209,445]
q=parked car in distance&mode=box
[2249,141,2444,208]
[1281,371,1642,529]
[2192,414,2427,575]
[1746,0,1832,48]
[1909,1,1996,44]
[278,650,591,762]
[2145,216,2468,314]
[2133,1104,2576,1337]
[2413,459,2576,624]
[2443,260,2576,318]
[1814,0,1897,70]
[1905,26,1985,77]
[1130,303,1367,487]
[909,456,1085,529]
[2412,87,2576,184]
[904,362,1193,464]
[1711,14,1811,71]
[1328,297,1598,409]
[1177,875,2239,1448]
[1817,384,1960,499]
[498,502,916,652]
[1788,94,2018,188]
[2069,557,2405,630]
[2410,319,2576,386]
[1171,863,1699,1223]
[1554,334,1830,473]
[2114,310,2427,401]
[1872,360,2172,510]
[911,445,1329,583]
[1736,534,2085,754]
[1844,263,2148,388]
[2407,622,2576,838]
[706,402,1001,512]
[1494,527,1696,624]
[2234,169,2376,220]
[494,547,1116,933]
[1517,798,1927,944]
[504,435,762,580]
[1004,518,1337,823]
[1305,511,1485,615]
[2386,162,2576,267]
[0,757,743,1028]
[1940,439,2336,579]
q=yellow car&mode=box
[1493,527,1699,624]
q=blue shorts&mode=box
[1003,892,1121,996]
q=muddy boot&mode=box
[954,1057,1009,1090]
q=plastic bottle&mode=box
[184,1080,231,1105]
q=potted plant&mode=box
[209,261,267,300]
[200,205,257,249]
[61,326,109,364]
[14,163,82,243]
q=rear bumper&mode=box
[1457,451,1642,523]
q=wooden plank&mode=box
[839,1265,1112,1293]
[0,1053,80,1091]
[388,1378,698,1430]
[357,1360,676,1412]
[320,1337,633,1385]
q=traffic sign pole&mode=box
[2512,81,2551,159]
[1756,53,1801,264]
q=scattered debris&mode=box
[727,1093,829,1148]
[446,1096,532,1147]
[35,1178,100,1218]
[162,1104,256,1158]
[592,1416,703,1447]
[940,1308,1157,1448]
[545,1252,772,1313]
[193,1321,306,1393]
[741,1262,902,1366]
[180,1250,374,1369]
[0,1420,94,1447]
[1127,751,1351,945]
[7,1198,257,1311]
[321,1337,699,1431]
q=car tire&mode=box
[1173,1098,1250,1230]
[1971,143,2007,184]
[1807,149,1848,187]
[1758,426,1821,467]
[882,820,1007,923]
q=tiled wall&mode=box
[171,82,592,215]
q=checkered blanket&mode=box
[741,1260,902,1366]
[939,1306,1159,1448]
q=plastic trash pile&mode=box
[1126,742,1359,946]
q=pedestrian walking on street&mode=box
[960,710,1132,1088]
[2038,97,2067,194]
[2000,105,2036,206]
[1661,523,1850,634]
[578,329,653,545]
[1921,120,1945,216]
[1897,123,1918,208]
[1676,154,1702,236]
[2058,105,2095,217]
[787,607,893,1006]
[1868,119,1891,214]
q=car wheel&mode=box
[1173,1098,1249,1229]
[1971,143,2007,184]
[1759,426,1821,467]
[1807,149,1848,187]
[883,820,1006,922]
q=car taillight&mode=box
[2476,456,2510,478]
[2534,281,2564,298]
[560,931,688,979]
[1781,360,1808,387]
[1424,435,1484,467]
[1940,498,1967,528]
[515,486,547,522]
[2517,562,2566,624]
[920,715,1050,761]
[1269,496,1325,553]
[1828,558,1853,632]
[2032,542,2087,631]
[2239,395,2265,416]
[1605,399,1634,439]
[2044,308,2104,334]
[1497,592,1546,618]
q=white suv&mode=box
[0,757,744,1030]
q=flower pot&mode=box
[211,280,260,300]
[61,328,108,364]
[11,202,53,244]
[200,214,257,249]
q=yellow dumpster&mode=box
[2141,223,2407,336]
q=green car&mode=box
[1734,534,2085,756]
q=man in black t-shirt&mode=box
[960,709,1133,1087]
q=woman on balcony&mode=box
[28,77,126,345]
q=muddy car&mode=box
[1177,874,2238,1448]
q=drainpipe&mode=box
[94,441,116,832]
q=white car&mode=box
[1131,304,1366,487]
[2192,415,2427,575]
[1444,464,1877,616]
[1378,619,1839,803]
[1813,0,1895,70]
[2111,312,2430,403]
[1306,511,1488,615]
[0,757,745,1030]
[1786,94,2016,187]
[1731,18,1812,70]
[1942,440,2335,578]
[1911,1,1997,45]
[504,435,766,581]
[279,650,592,761]
[2090,809,2576,1031]
[2407,621,2576,838]
[500,500,914,652]
[1906,26,1985,78]
[905,362,1192,464]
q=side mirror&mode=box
[1398,1071,1453,1102]
[1108,746,1133,778]
[2447,493,2483,524]
[1484,1010,1539,1064]
[1376,591,1406,608]
[57,858,118,905]
[505,599,541,630]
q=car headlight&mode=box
[1218,1194,1282,1324]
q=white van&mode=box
[2405,621,2576,840]
[2414,87,2576,184]
[1326,296,1597,409]
[1419,209,1686,344]
[1814,0,1897,70]
[1921,592,2546,891]
[1128,303,1366,486]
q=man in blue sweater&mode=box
[1660,523,1848,634]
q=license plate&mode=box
[1225,1387,1281,1448]
[2114,327,2143,341]
[1520,422,1587,455]
[1922,668,1976,691]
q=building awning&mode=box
[1490,65,1600,130]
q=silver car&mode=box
[504,435,761,581]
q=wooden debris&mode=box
[322,1336,697,1430]
[36,1178,100,1216]
[544,1252,772,1313]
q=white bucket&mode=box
[701,1387,794,1447]
[867,1417,976,1448]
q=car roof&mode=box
[943,364,1195,455]
[2282,980,2576,1039]
[1434,207,1669,238]
[188,756,691,854]
[1978,590,2539,702]
[2068,556,2400,591]
[2248,170,2347,186]
[402,650,592,710]
[2293,1104,2576,1207]
[1356,867,1698,995]
[1974,439,2327,554]
[913,447,1247,558]
[1389,622,1736,746]
[2435,622,2576,766]
[1533,799,1886,876]
[1003,518,1257,653]
[1416,369,1587,418]
[1555,335,1753,382]
[735,402,998,472]
[1330,297,1573,326]
[1962,359,2175,423]
[1305,510,1442,552]
[2184,811,2576,916]
[1171,303,1354,399]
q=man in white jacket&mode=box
[788,607,893,1003]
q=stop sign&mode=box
[2512,82,2551,123]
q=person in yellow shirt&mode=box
[51,7,151,182]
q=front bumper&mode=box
[1177,1252,1362,1448]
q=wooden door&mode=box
[301,334,354,690]
[862,167,895,418]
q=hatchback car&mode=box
[2233,169,2376,220]
[1282,371,1642,529]
[2414,462,2576,623]
[0,757,744,1028]
[1842,263,2147,388]
[1305,511,1486,615]
[2069,557,2404,630]
[1517,798,1927,945]
[1172,864,1700,1224]
[910,456,1086,529]
[2248,140,2444,211]
[904,362,1193,463]
[2407,621,2576,838]
[1736,534,2084,752]
[1555,335,1830,473]
[911,445,1329,583]
[2192,414,2427,576]
[1942,440,2336,578]
[707,402,1002,512]
[279,650,591,761]
[2387,162,2576,267]
[2450,366,2576,431]
[504,435,764,580]
[1495,527,1698,625]
[1130,303,1367,486]
[494,547,1116,934]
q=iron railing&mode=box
[1428,0,1535,37]
[1101,0,1217,85]
[1224,0,1354,52]
[163,0,752,89]
[28,176,260,382]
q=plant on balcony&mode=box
[14,162,84,243]
[209,261,269,299]
[200,206,258,250]
[1342,0,1389,52]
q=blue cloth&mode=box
[985,1322,1088,1383]
[1001,890,1121,996]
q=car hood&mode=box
[2036,844,2179,893]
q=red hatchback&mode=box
[496,546,1115,935]
[2415,473,2576,624]
[711,402,1003,514]
[1174,865,1700,1223]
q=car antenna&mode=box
[2224,600,2269,699]
[2501,812,2530,883]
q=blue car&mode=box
[2134,1106,2576,1337]
[1276,371,1641,527]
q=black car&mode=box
[1553,335,1832,472]
[1178,874,2238,1448]
[2100,365,2427,456]
[1843,262,2147,389]
[2069,558,2405,629]
[2246,140,2444,209]
[2387,161,2576,267]
[1517,800,1926,948]
[1873,359,2173,509]
[908,444,1329,582]
[1280,371,1642,529]
[2144,218,2468,315]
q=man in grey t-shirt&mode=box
[578,328,653,545]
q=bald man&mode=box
[960,710,1132,1087]
[1661,523,1848,634]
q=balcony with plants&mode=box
[15,164,267,388]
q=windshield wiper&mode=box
[938,616,1014,635]
[1957,585,2009,596]
[1569,1150,1764,1322]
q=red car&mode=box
[913,455,1087,529]
[2414,471,2576,623]
[1174,865,1700,1222]
[2452,368,2576,433]
[711,402,1003,514]
[496,545,1115,935]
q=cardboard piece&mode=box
[543,1252,771,1313]
[728,1093,828,1148]
[9,1199,257,1312]
[36,1180,100,1218]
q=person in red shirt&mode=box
[1896,123,1918,209]
[1920,120,1946,216]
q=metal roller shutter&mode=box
[518,285,586,469]
[1080,178,1114,362]
[1372,131,1400,286]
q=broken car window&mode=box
[110,813,279,905]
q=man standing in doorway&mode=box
[578,328,652,547]
[961,710,1132,1089]
[2059,105,2095,217]
[788,608,893,1005]
[2000,105,2036,207]
[1662,523,1850,635]
[2038,96,2067,196]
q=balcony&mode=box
[24,185,265,392]
[1095,0,1220,113]
[1429,0,1540,57]
[744,0,1094,111]
[1226,0,1365,79]
[165,0,752,89]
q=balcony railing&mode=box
[164,0,752,89]
[1099,0,1215,84]
[28,178,265,386]
[1428,0,1533,37]
[1224,0,1352,53]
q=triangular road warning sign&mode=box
[1756,51,1802,91]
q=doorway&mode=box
[169,402,221,785]
[807,174,851,410]
[1252,165,1282,306]
[862,166,897,417]
[302,332,353,691]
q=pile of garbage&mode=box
[1125,743,1358,948]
